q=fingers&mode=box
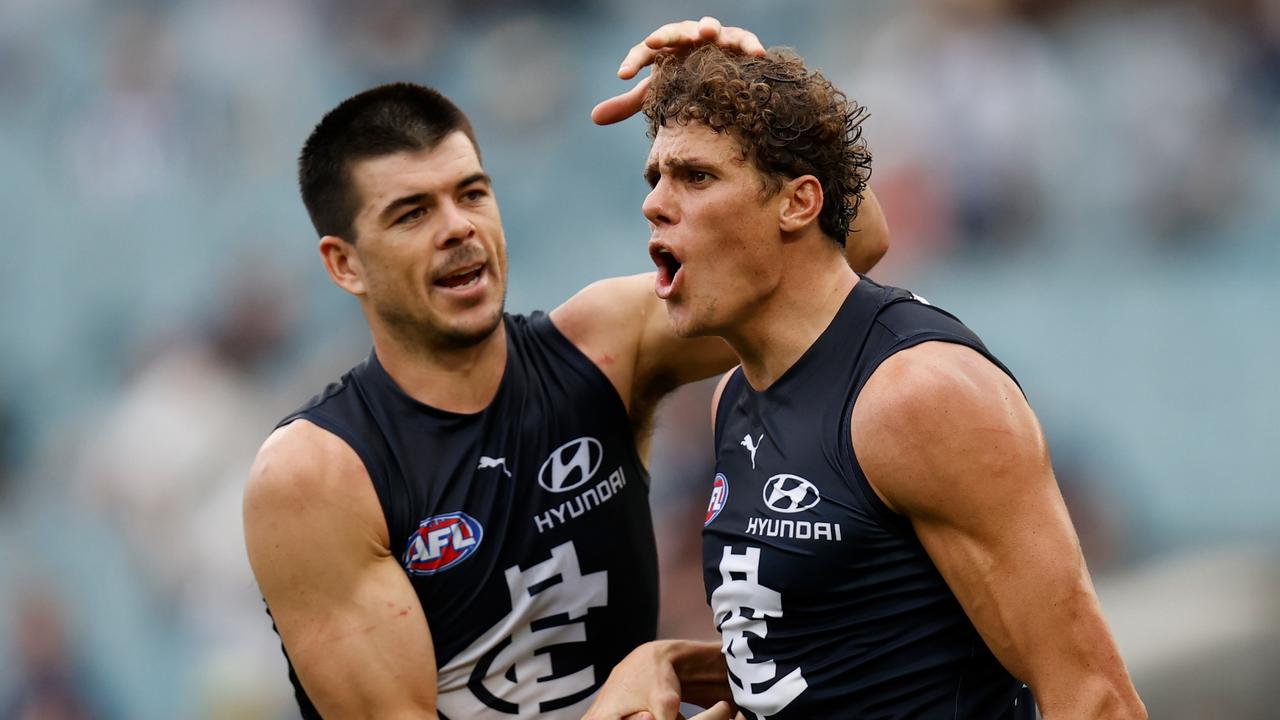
[603,17,768,124]
[619,20,700,79]
[619,40,659,80]
[717,26,766,57]
[618,18,765,78]
[621,713,656,720]
[688,702,735,720]
[642,18,716,51]
[591,74,653,125]
[697,16,723,42]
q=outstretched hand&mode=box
[591,16,766,126]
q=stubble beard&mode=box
[668,294,721,339]
[376,286,507,355]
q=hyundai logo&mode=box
[762,474,820,513]
[538,437,603,493]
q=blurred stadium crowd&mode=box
[0,0,1277,718]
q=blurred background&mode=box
[1,0,1277,717]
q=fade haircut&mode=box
[643,45,871,245]
[298,82,480,242]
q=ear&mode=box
[778,175,824,234]
[319,235,367,296]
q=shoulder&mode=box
[548,273,659,413]
[852,341,1041,517]
[858,340,1013,420]
[869,289,973,341]
[550,273,658,351]
[245,419,387,548]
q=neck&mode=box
[725,241,857,390]
[369,319,508,414]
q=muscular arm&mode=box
[852,342,1145,719]
[244,421,439,719]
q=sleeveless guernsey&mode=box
[704,276,1036,719]
[274,312,658,719]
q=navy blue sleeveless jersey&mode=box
[703,277,1036,719]
[273,312,658,719]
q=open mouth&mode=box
[434,263,486,290]
[650,244,683,299]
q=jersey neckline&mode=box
[363,315,517,421]
[743,275,883,398]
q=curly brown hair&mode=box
[643,45,871,244]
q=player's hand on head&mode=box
[592,17,766,125]
[619,17,764,80]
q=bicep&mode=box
[244,426,438,718]
[553,273,737,413]
[854,343,1131,702]
[905,425,1127,712]
[908,451,1090,682]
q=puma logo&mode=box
[740,434,763,469]
[478,456,512,477]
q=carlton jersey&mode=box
[703,277,1036,719]
[273,312,658,719]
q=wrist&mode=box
[654,640,727,685]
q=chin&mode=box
[665,305,714,339]
[438,305,505,348]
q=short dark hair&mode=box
[643,46,871,245]
[298,82,479,242]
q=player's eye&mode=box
[462,188,488,202]
[397,207,426,225]
[689,171,711,185]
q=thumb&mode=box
[590,75,653,125]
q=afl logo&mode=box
[403,512,483,575]
[538,437,603,493]
[705,473,729,526]
[762,474,821,514]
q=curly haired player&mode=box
[585,44,1145,720]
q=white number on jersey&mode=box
[437,541,608,719]
[710,546,807,718]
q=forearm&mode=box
[844,187,888,274]
[935,543,1144,719]
[1027,602,1146,720]
[942,548,1144,719]
[1039,680,1147,720]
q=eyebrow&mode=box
[644,157,714,187]
[377,172,492,225]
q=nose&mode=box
[437,199,476,249]
[642,179,676,228]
